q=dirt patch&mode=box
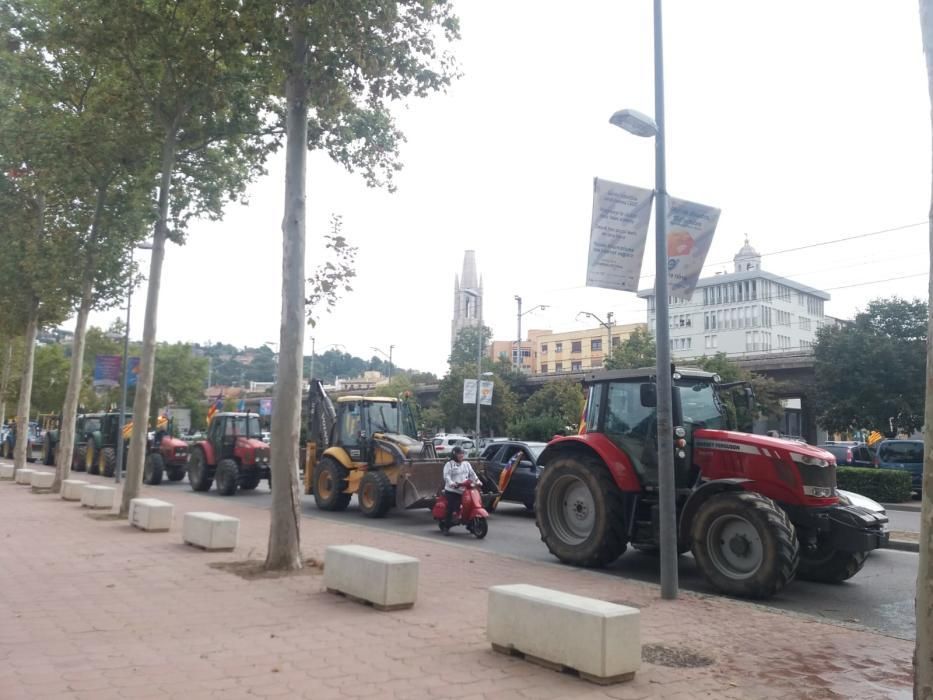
[888,530,919,543]
[642,643,715,668]
[210,558,324,580]
[85,512,123,521]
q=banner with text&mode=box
[586,178,654,292]
[259,398,273,416]
[127,357,140,387]
[462,379,495,406]
[666,197,721,297]
[92,355,121,388]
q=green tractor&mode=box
[79,412,132,477]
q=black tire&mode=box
[99,447,117,478]
[216,458,239,496]
[535,455,628,567]
[166,466,186,482]
[312,457,352,511]
[86,442,99,475]
[690,491,799,599]
[523,499,535,514]
[797,547,868,583]
[73,446,87,472]
[358,471,394,518]
[472,517,488,539]
[144,453,165,485]
[187,447,213,492]
[239,473,261,490]
[43,440,54,466]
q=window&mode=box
[571,361,582,371]
[540,343,548,353]
[612,336,621,347]
[555,362,563,372]
[571,341,582,353]
[799,317,811,331]
[605,381,658,481]
[591,338,602,351]
[555,342,563,353]
[540,363,548,374]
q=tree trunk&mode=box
[918,2,933,696]
[53,185,107,493]
[265,1,310,572]
[0,342,13,429]
[120,128,176,516]
[13,301,39,476]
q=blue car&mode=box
[874,439,924,493]
[480,440,548,511]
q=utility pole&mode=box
[515,295,522,373]
[578,311,615,366]
[309,336,315,381]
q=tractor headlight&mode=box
[802,485,834,498]
[791,454,829,468]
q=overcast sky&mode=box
[86,1,931,378]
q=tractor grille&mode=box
[797,462,835,489]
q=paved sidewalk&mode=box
[0,466,915,699]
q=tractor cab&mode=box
[186,412,270,496]
[333,396,423,464]
[208,412,264,460]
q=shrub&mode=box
[836,466,913,503]
[507,415,566,442]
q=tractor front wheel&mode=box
[144,453,165,485]
[166,466,186,482]
[216,459,239,496]
[73,446,87,472]
[99,447,117,478]
[691,491,799,599]
[797,545,868,584]
[43,440,54,466]
[312,458,351,511]
[239,473,261,490]
[358,470,393,518]
[187,448,213,492]
[535,455,627,567]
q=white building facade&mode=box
[637,240,831,359]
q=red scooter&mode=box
[432,480,489,539]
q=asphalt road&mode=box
[155,478,920,641]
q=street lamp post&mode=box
[308,336,315,382]
[578,311,615,366]
[264,341,279,385]
[115,242,153,485]
[370,345,395,382]
[462,289,483,439]
[609,0,677,599]
[514,296,548,374]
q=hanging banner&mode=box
[93,355,122,388]
[462,379,477,404]
[479,380,494,406]
[586,178,654,292]
[126,357,141,387]
[259,398,273,416]
[666,197,721,297]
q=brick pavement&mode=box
[0,464,915,699]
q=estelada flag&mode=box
[867,430,884,446]
[206,392,224,425]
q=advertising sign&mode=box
[586,178,654,292]
[666,197,721,297]
[463,379,494,405]
[259,398,273,416]
[93,355,122,388]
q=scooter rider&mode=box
[442,445,480,530]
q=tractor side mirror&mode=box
[640,383,657,408]
[743,386,755,411]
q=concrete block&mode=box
[183,512,239,551]
[0,464,13,479]
[324,544,419,611]
[129,498,173,532]
[81,484,115,509]
[61,479,89,501]
[14,468,36,485]
[30,471,55,491]
[487,584,640,684]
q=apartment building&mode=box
[637,239,831,359]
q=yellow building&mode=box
[490,323,645,375]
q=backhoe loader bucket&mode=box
[396,460,445,509]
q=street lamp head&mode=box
[136,241,154,250]
[609,109,658,138]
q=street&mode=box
[152,478,920,642]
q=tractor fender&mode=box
[321,446,355,472]
[196,441,217,466]
[538,434,641,492]
[678,478,751,546]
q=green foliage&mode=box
[813,297,926,434]
[836,467,913,503]
[30,344,71,413]
[152,344,209,417]
[523,380,585,428]
[506,414,565,442]
[306,214,358,328]
[692,353,782,421]
[437,364,517,436]
[605,328,656,370]
[449,325,493,368]
[371,375,415,399]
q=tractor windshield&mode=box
[364,401,418,438]
[676,381,727,430]
[229,415,262,438]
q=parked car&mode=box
[478,436,509,450]
[836,489,886,515]
[874,439,924,493]
[481,440,548,511]
[818,442,874,467]
[433,434,473,458]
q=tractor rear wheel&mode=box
[187,448,213,492]
[73,446,87,472]
[166,466,186,482]
[313,457,351,511]
[535,455,628,567]
[43,440,54,466]
[144,453,165,485]
[216,459,239,496]
[99,447,117,478]
[797,546,868,583]
[691,491,799,599]
[86,443,99,475]
[358,470,393,518]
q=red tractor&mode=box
[186,412,270,495]
[143,420,190,485]
[534,367,889,599]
